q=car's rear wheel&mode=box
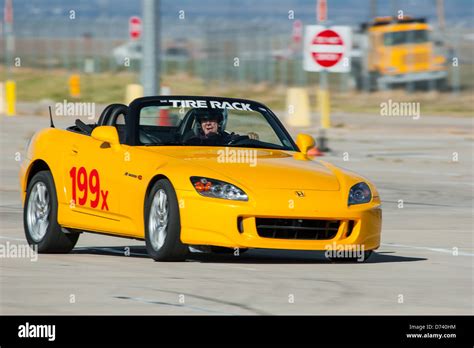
[145,178,188,261]
[24,171,79,253]
[326,250,373,263]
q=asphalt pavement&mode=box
[0,111,472,314]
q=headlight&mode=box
[190,176,248,201]
[348,182,372,206]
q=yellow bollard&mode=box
[0,82,5,115]
[69,74,81,98]
[6,80,16,116]
[285,87,311,127]
[317,88,331,129]
[125,84,144,105]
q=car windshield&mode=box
[383,30,429,46]
[138,98,296,150]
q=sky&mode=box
[2,0,473,25]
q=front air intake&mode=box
[255,218,340,240]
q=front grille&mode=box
[403,52,429,65]
[256,218,340,240]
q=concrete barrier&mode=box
[285,87,311,127]
[125,84,144,105]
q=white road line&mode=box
[0,236,25,241]
[381,243,474,256]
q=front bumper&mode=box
[379,70,447,84]
[177,188,382,251]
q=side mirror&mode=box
[91,126,120,148]
[296,133,315,155]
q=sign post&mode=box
[317,0,327,23]
[312,0,333,133]
[317,0,329,150]
[292,19,303,45]
[127,15,144,101]
[303,1,351,151]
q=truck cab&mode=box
[354,16,447,90]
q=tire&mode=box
[351,62,364,91]
[369,72,379,91]
[436,78,447,91]
[144,178,188,261]
[326,251,373,263]
[24,170,79,253]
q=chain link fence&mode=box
[1,13,473,95]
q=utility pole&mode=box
[391,0,398,17]
[436,0,445,31]
[141,0,161,96]
[370,0,377,19]
[4,0,14,78]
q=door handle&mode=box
[71,146,79,155]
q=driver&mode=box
[184,109,259,145]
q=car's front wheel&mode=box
[145,179,188,261]
[24,170,79,253]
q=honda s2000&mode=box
[20,96,381,262]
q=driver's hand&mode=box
[206,132,218,138]
[248,132,259,140]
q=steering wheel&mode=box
[139,129,163,145]
[227,135,251,145]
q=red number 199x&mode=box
[69,167,109,211]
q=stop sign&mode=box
[311,29,344,68]
[129,16,142,40]
[303,25,351,73]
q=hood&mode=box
[142,146,340,191]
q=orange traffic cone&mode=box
[307,146,323,157]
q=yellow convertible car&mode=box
[20,96,381,262]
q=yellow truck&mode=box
[352,16,447,90]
